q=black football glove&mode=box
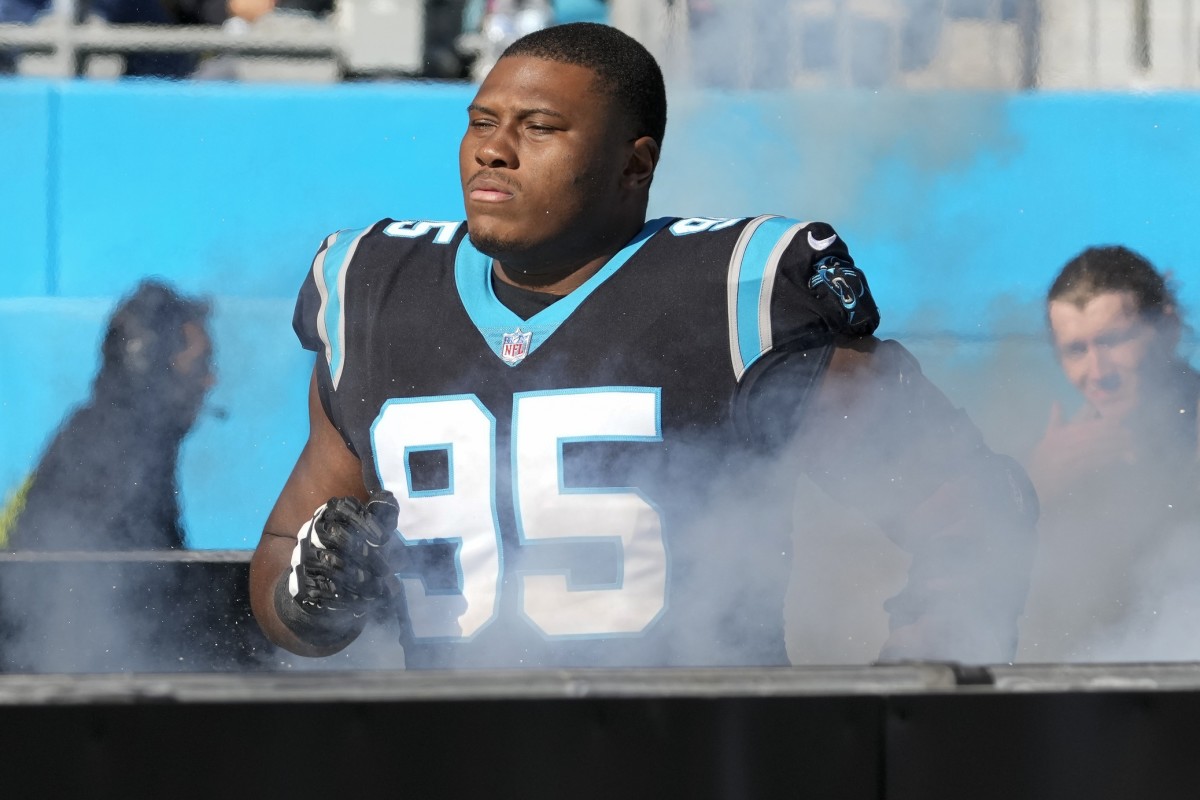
[275,491,399,647]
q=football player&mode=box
[249,22,1037,667]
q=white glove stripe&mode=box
[287,505,328,599]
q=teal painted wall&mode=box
[2,79,1196,548]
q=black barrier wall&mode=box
[2,668,1200,799]
[2,558,1200,799]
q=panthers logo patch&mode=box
[808,256,868,325]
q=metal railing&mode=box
[0,0,421,77]
[617,0,1200,91]
[0,19,340,74]
[3,0,1199,88]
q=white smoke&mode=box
[8,0,1197,674]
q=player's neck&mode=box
[492,218,647,296]
[493,255,608,296]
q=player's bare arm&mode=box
[792,337,1039,662]
[249,366,373,656]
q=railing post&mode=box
[47,0,78,76]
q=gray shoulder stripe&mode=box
[312,230,338,380]
[314,226,373,391]
[757,221,807,355]
[726,215,776,382]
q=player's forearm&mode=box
[797,340,1038,661]
[879,450,1038,662]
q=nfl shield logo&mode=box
[500,328,533,365]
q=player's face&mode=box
[460,56,638,271]
[1049,291,1171,422]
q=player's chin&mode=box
[466,220,525,260]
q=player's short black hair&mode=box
[1048,245,1177,322]
[501,22,667,150]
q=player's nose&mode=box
[475,126,518,169]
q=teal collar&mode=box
[454,218,670,366]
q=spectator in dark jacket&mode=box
[0,280,239,673]
[8,279,214,551]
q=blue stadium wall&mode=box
[1,78,1198,549]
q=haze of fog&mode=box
[4,0,1199,672]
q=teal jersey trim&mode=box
[454,217,671,366]
[733,216,801,373]
[316,224,372,389]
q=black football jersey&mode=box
[293,215,880,668]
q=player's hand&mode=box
[1027,402,1135,502]
[289,491,399,616]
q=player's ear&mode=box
[622,136,659,190]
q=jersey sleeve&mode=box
[774,220,878,339]
[292,227,376,456]
[727,217,879,384]
[728,217,880,441]
[292,233,335,355]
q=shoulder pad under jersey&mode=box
[717,215,880,381]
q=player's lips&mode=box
[471,188,513,202]
[467,174,517,203]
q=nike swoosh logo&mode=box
[807,230,838,251]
